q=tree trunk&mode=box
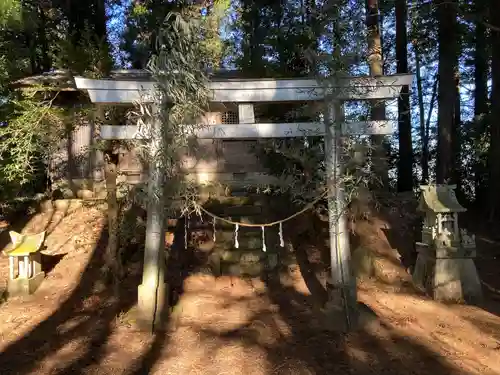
[26,32,38,74]
[487,0,500,218]
[474,0,489,206]
[89,2,117,287]
[365,0,388,189]
[104,149,122,286]
[453,70,462,198]
[241,0,266,76]
[97,106,122,290]
[93,0,107,39]
[66,0,84,48]
[414,44,426,183]
[436,0,458,184]
[395,0,413,192]
[38,5,51,72]
[424,75,439,183]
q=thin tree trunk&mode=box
[487,0,500,219]
[97,106,122,291]
[104,148,121,283]
[414,44,428,183]
[365,0,388,189]
[38,5,51,72]
[425,75,439,182]
[453,70,462,197]
[93,0,107,39]
[91,0,118,289]
[396,0,413,192]
[241,0,266,76]
[410,0,432,185]
[474,0,489,206]
[436,0,458,184]
[26,32,38,74]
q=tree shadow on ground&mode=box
[123,216,198,375]
[41,253,67,274]
[262,273,472,375]
[381,226,417,271]
[159,268,480,375]
[284,226,328,306]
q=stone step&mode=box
[221,262,264,277]
[217,236,265,251]
[217,250,279,277]
[220,249,266,263]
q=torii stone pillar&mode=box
[322,98,357,331]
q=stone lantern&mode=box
[413,185,482,303]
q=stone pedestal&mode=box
[434,243,463,301]
[460,258,482,304]
[219,249,277,277]
[413,241,482,303]
[8,272,45,296]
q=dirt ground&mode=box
[0,203,500,375]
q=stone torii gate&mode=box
[75,71,413,330]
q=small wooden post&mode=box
[8,257,14,279]
[24,256,30,278]
[323,97,357,330]
[137,103,167,330]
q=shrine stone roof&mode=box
[418,185,466,213]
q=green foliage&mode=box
[229,0,375,209]
[152,15,210,104]
[0,90,65,197]
[0,0,113,203]
[0,55,10,88]
[0,0,21,26]
[122,0,180,68]
[56,24,113,76]
[122,0,229,69]
[131,3,148,17]
[132,11,214,214]
[199,0,231,69]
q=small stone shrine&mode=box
[413,185,482,303]
[3,231,46,296]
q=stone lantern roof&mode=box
[417,185,466,214]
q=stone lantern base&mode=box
[413,242,482,303]
[8,271,45,297]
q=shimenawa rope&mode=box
[194,190,328,228]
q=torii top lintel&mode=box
[74,70,413,104]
